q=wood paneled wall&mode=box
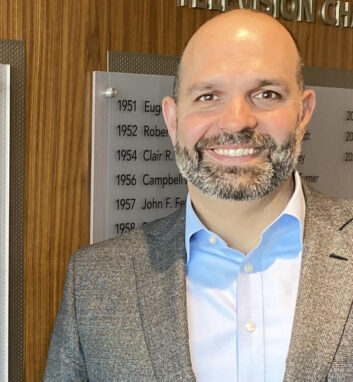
[0,0,352,380]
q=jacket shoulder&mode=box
[303,182,353,214]
[71,207,186,270]
[72,227,146,268]
[302,182,353,241]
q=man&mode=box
[45,9,353,382]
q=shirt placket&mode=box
[237,256,265,382]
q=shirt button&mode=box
[245,322,256,332]
[208,236,217,244]
[244,263,254,273]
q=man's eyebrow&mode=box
[185,79,291,97]
[256,79,290,93]
[186,82,220,96]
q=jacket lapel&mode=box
[284,184,353,381]
[133,208,196,382]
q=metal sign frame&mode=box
[0,39,25,382]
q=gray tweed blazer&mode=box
[44,184,353,381]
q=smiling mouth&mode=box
[211,147,261,157]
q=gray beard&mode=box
[174,127,302,201]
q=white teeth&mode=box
[213,148,257,157]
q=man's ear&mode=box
[298,89,316,138]
[162,96,177,146]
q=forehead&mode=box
[179,15,299,93]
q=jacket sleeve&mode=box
[44,255,88,381]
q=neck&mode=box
[189,175,295,254]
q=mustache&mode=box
[195,128,278,152]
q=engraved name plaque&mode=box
[92,69,353,244]
[91,72,187,243]
[298,85,353,199]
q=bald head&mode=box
[173,10,303,102]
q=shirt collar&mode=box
[185,171,306,263]
[276,170,305,239]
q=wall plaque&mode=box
[298,85,353,198]
[91,72,187,243]
[92,58,353,243]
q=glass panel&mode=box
[298,85,353,198]
[91,71,187,243]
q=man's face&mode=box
[163,14,315,201]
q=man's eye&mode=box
[253,90,281,100]
[196,94,218,102]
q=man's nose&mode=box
[217,96,257,132]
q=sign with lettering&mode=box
[92,72,353,243]
[178,0,353,28]
[91,72,187,243]
[298,85,353,198]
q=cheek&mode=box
[177,112,214,147]
[259,111,299,143]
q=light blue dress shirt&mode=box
[185,172,305,382]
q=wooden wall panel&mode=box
[0,0,352,380]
